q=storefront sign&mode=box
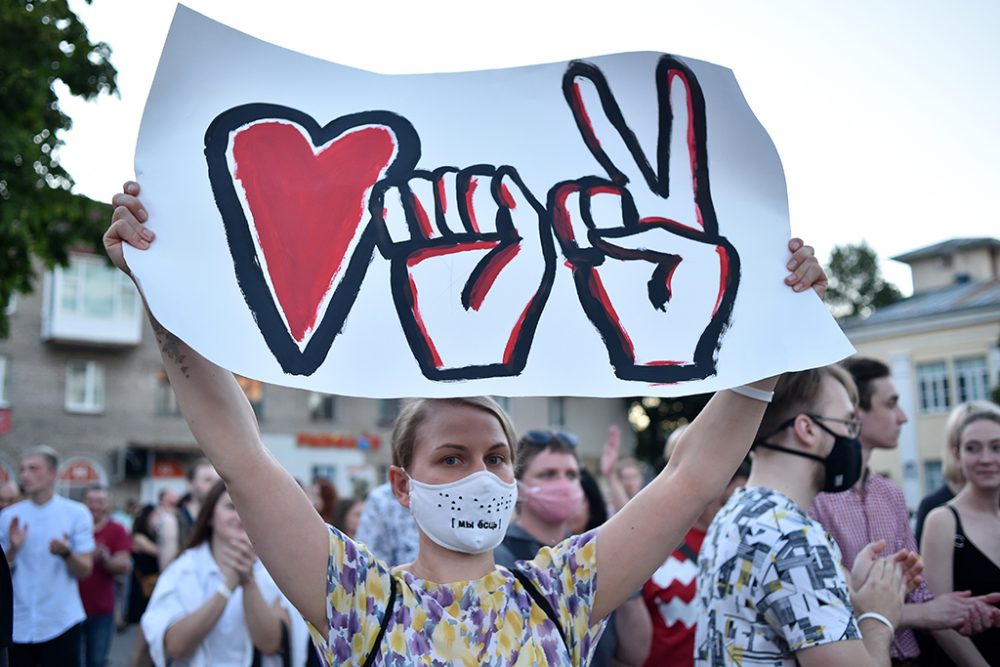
[296,432,380,450]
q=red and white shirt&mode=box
[643,526,704,667]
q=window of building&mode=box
[954,356,990,403]
[57,254,138,321]
[65,360,105,414]
[312,465,337,483]
[154,369,180,416]
[923,459,944,495]
[0,355,9,407]
[309,392,337,421]
[235,375,265,419]
[3,293,16,316]
[548,397,566,428]
[378,399,400,425]
[916,361,950,413]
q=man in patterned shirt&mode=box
[811,357,998,666]
[695,365,909,667]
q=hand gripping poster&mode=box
[127,5,853,398]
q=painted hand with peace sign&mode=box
[549,55,740,383]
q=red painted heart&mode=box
[230,122,396,342]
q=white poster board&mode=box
[128,5,853,397]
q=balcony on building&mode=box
[41,252,143,347]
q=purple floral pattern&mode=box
[306,527,606,666]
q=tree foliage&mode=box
[0,0,117,337]
[627,393,712,470]
[825,241,903,319]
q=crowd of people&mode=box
[1,373,999,667]
[0,185,996,666]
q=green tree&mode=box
[626,393,712,468]
[0,0,117,337]
[825,241,903,319]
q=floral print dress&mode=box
[307,527,607,666]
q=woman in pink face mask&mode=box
[494,433,653,667]
[494,431,583,566]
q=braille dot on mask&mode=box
[437,504,442,508]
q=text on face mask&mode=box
[452,517,502,530]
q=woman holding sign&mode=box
[108,179,831,666]
[104,48,874,667]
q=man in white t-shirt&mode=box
[0,446,95,666]
[695,366,912,667]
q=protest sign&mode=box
[128,5,853,397]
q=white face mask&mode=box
[406,470,517,554]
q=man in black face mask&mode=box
[695,365,914,667]
[811,358,996,666]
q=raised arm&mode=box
[106,182,329,633]
[598,426,630,514]
[592,238,825,620]
[593,376,776,619]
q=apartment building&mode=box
[842,237,1000,509]
[0,253,632,504]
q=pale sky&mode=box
[57,0,1000,294]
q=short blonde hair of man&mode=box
[756,365,858,443]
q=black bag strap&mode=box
[511,568,568,652]
[249,621,290,667]
[280,621,291,667]
[677,539,698,562]
[362,574,398,667]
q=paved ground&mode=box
[107,623,139,667]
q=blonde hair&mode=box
[944,401,1000,484]
[23,445,59,471]
[390,397,518,470]
[756,365,858,442]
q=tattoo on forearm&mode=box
[151,318,191,379]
